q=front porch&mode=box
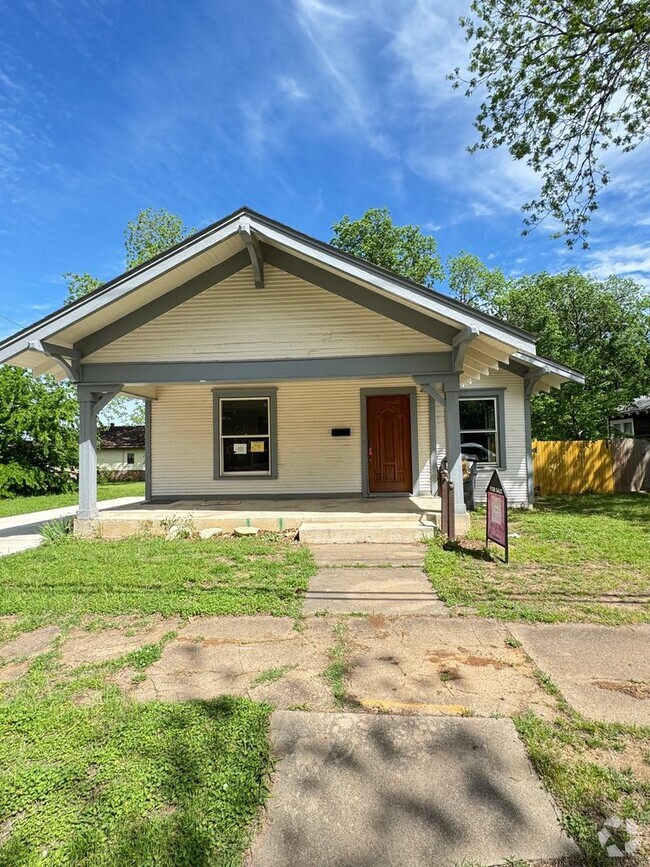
[74,494,470,542]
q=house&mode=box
[609,396,650,439]
[98,424,145,478]
[0,207,583,526]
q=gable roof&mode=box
[99,425,145,449]
[0,206,583,391]
[611,395,650,418]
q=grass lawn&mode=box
[0,655,271,866]
[0,482,145,519]
[425,493,650,624]
[0,536,314,623]
[515,677,650,865]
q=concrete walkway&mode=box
[246,712,578,867]
[303,543,446,615]
[0,496,144,557]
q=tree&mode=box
[446,251,507,312]
[496,270,650,438]
[124,208,196,269]
[64,273,103,305]
[0,366,78,496]
[452,1,650,246]
[331,208,444,286]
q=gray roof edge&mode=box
[1,204,537,358]
[513,350,585,384]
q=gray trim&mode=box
[442,382,466,514]
[416,379,446,408]
[428,395,437,496]
[514,349,584,384]
[458,387,507,470]
[76,250,249,357]
[452,325,479,371]
[28,339,81,381]
[360,387,419,498]
[212,387,278,480]
[523,391,534,506]
[263,244,460,345]
[238,220,264,288]
[145,399,152,502]
[499,358,529,378]
[81,352,454,385]
[77,384,122,519]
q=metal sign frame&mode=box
[486,469,508,562]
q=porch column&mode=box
[443,379,466,514]
[78,390,98,520]
[77,385,122,520]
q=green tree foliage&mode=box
[124,207,195,269]
[496,271,650,439]
[64,273,103,305]
[446,251,507,312]
[0,366,78,497]
[331,208,444,287]
[452,1,650,246]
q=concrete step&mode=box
[299,521,437,544]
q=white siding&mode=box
[87,265,445,363]
[150,379,433,498]
[98,448,145,471]
[434,370,529,505]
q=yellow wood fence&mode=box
[533,440,615,494]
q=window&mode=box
[611,419,634,437]
[213,389,278,478]
[459,397,499,464]
[126,452,135,465]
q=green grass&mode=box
[324,622,348,707]
[0,536,315,621]
[251,664,296,686]
[515,710,650,864]
[0,482,145,519]
[0,658,271,866]
[426,493,650,624]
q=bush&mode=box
[0,463,74,498]
[97,469,145,483]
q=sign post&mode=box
[486,470,508,562]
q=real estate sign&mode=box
[486,470,508,562]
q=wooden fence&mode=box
[533,439,650,495]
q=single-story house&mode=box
[0,207,583,524]
[609,396,650,439]
[98,424,145,477]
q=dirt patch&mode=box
[586,741,650,784]
[0,660,30,682]
[368,615,387,630]
[0,625,61,662]
[61,618,180,667]
[593,680,650,700]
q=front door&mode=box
[366,394,413,493]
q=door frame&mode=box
[360,387,420,497]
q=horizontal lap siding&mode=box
[87,265,444,363]
[151,379,433,497]
[434,370,529,506]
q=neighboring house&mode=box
[609,396,650,439]
[98,424,145,477]
[0,207,583,522]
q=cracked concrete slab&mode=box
[303,567,446,615]
[0,625,61,663]
[246,711,578,867]
[60,617,182,667]
[510,622,650,725]
[120,616,335,709]
[343,617,556,718]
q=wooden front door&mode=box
[366,394,413,493]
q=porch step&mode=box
[298,521,437,544]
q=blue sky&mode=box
[2,0,649,342]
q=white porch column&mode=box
[443,379,466,514]
[77,385,122,520]
[78,389,98,520]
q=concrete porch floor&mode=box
[75,496,453,540]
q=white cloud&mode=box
[584,243,650,286]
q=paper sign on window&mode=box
[233,443,248,455]
[250,441,265,453]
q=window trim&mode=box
[458,388,507,469]
[126,451,135,465]
[212,388,278,480]
[610,418,634,436]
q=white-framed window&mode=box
[459,396,499,464]
[126,451,135,465]
[213,390,278,477]
[610,419,634,437]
